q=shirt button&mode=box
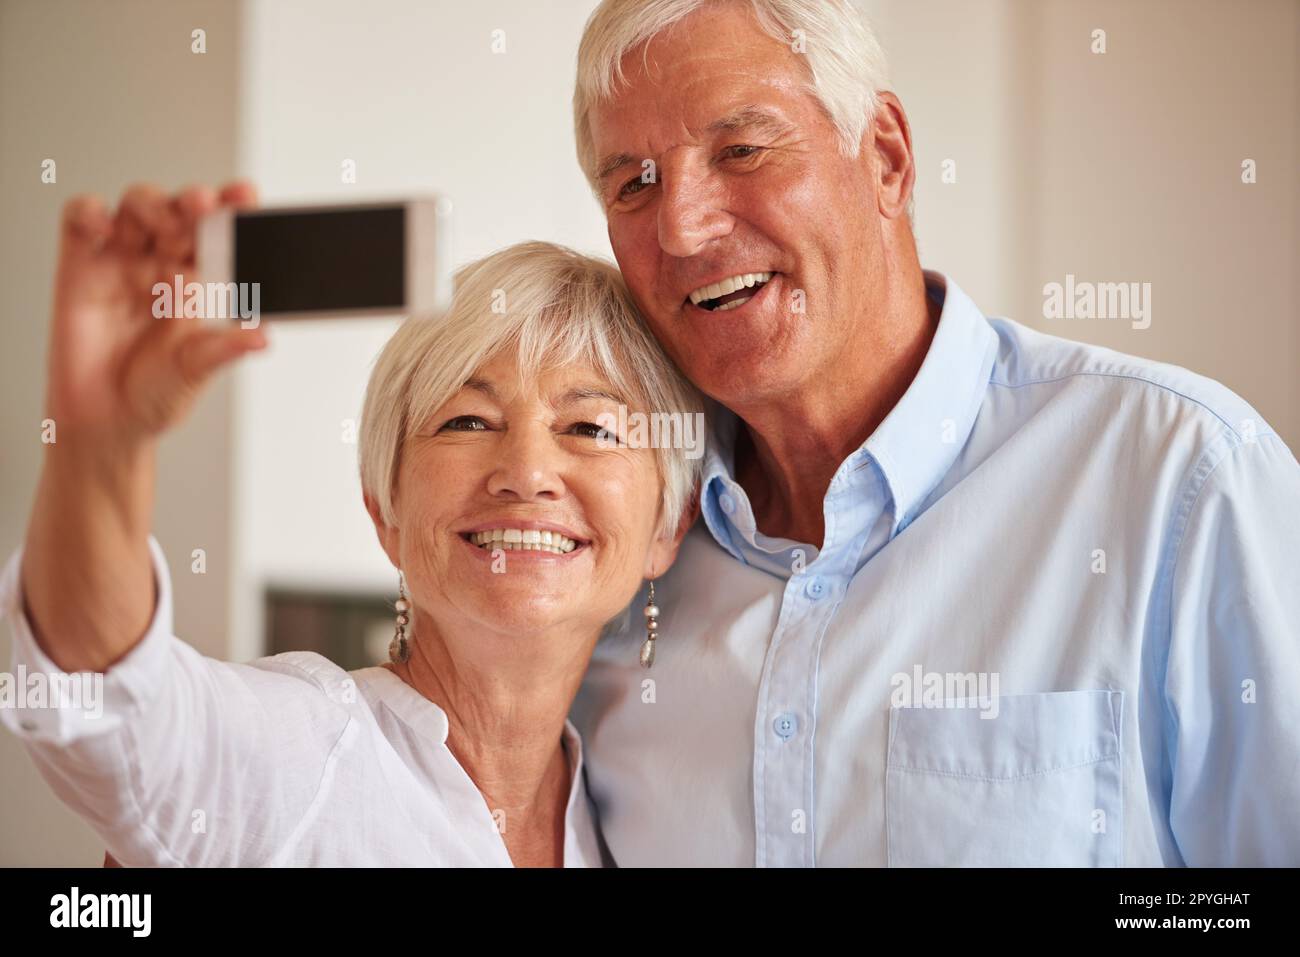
[773,713,799,740]
[719,493,736,515]
[805,576,826,600]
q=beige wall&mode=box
[875,0,1298,445]
[0,0,242,865]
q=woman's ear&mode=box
[363,492,402,570]
[643,485,701,579]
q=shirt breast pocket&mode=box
[886,690,1124,866]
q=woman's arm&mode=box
[3,533,357,867]
[7,184,361,867]
[21,183,265,672]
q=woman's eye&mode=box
[439,415,488,432]
[571,421,619,443]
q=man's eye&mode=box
[572,421,619,443]
[439,416,488,432]
[617,176,648,200]
[723,144,762,159]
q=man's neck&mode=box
[731,269,940,548]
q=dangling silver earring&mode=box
[389,572,411,665]
[639,580,660,668]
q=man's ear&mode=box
[867,91,916,222]
[644,484,701,579]
[363,492,402,570]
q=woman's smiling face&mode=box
[370,351,680,642]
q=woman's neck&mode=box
[385,618,596,866]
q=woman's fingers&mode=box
[171,185,219,266]
[154,181,253,286]
[112,183,171,256]
[217,179,259,210]
[60,194,112,258]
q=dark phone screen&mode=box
[234,206,405,314]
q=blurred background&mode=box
[1,0,1296,864]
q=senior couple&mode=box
[4,0,1299,867]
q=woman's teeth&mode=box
[689,271,773,309]
[468,529,578,554]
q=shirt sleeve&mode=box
[0,535,355,867]
[1164,431,1300,866]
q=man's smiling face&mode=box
[589,1,883,410]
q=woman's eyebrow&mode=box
[556,386,625,406]
[462,377,499,400]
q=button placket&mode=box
[754,551,849,867]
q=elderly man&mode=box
[568,0,1300,866]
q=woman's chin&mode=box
[458,598,585,638]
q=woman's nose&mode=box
[485,426,565,501]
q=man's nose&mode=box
[485,426,565,501]
[656,161,732,258]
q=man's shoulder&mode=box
[982,315,1276,447]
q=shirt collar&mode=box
[366,665,451,746]
[864,270,999,535]
[700,270,998,552]
[364,663,588,781]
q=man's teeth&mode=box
[688,271,773,306]
[468,529,578,554]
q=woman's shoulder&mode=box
[230,650,378,714]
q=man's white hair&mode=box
[573,0,891,194]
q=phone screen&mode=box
[234,206,406,314]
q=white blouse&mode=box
[0,536,608,867]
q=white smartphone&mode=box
[197,196,453,323]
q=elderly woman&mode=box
[0,182,701,867]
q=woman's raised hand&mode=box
[48,181,267,442]
[22,181,267,669]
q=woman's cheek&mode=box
[588,458,662,554]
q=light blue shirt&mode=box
[572,269,1300,866]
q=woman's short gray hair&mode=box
[573,0,891,194]
[359,241,704,537]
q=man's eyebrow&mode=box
[596,108,791,185]
[596,152,639,184]
[706,106,794,139]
